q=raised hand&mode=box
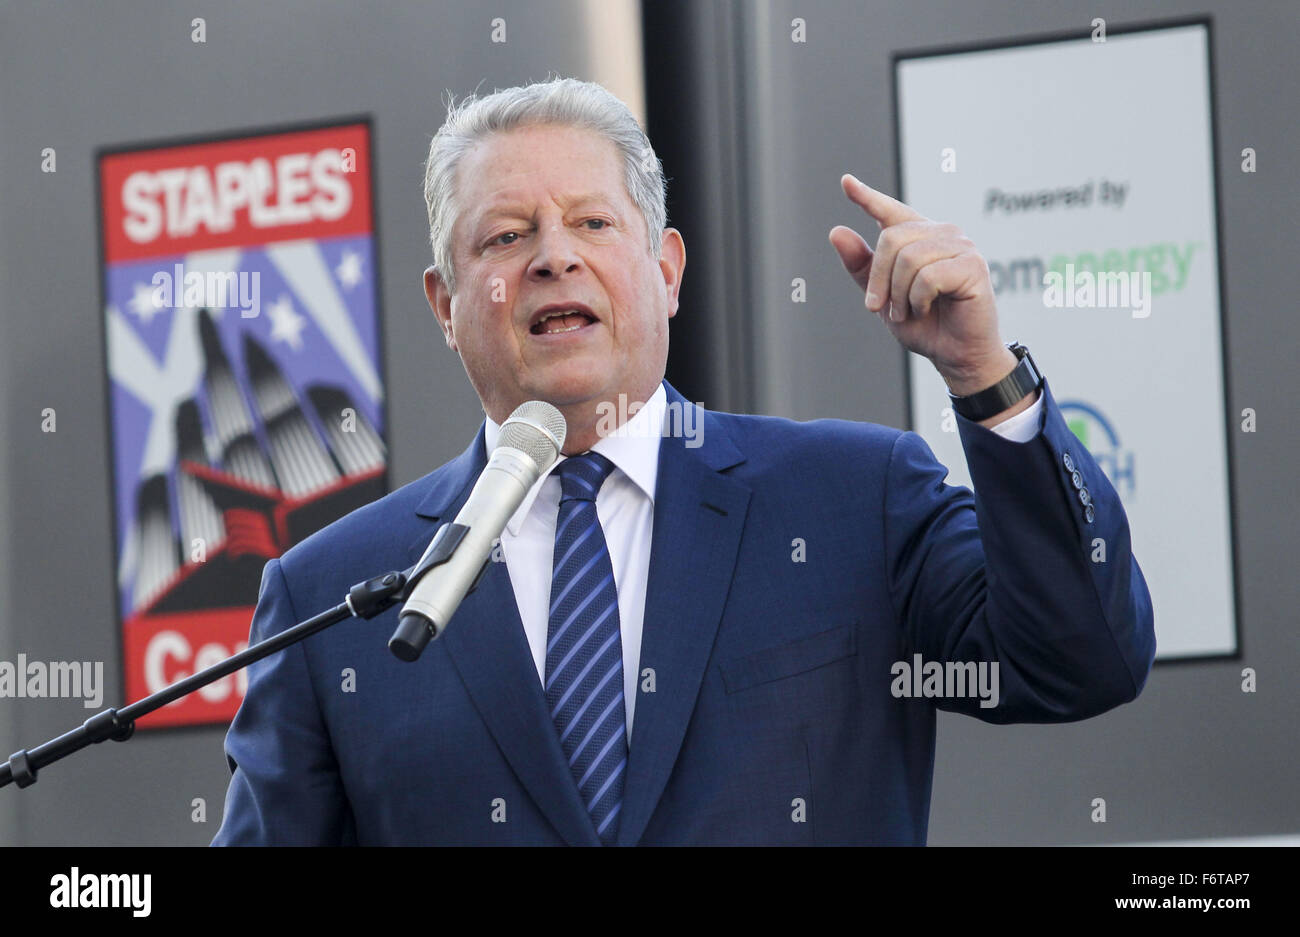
[829,173,1019,399]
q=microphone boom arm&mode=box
[2,564,416,791]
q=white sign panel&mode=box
[896,22,1236,658]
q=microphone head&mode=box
[498,400,566,472]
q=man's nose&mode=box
[526,222,583,279]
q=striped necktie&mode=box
[544,451,627,845]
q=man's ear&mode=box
[658,227,686,319]
[423,265,458,352]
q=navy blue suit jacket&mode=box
[213,379,1155,845]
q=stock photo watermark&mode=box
[594,394,705,448]
[0,654,104,708]
[1042,264,1154,319]
[890,654,1000,709]
[149,264,260,317]
[49,868,151,917]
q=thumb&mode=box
[829,225,874,294]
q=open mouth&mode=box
[529,308,598,336]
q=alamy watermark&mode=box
[0,654,104,708]
[595,394,704,449]
[890,654,999,709]
[150,263,260,317]
[1042,264,1153,318]
[49,868,151,917]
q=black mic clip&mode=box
[403,522,472,593]
[388,522,482,662]
[345,570,410,620]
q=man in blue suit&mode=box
[213,78,1155,845]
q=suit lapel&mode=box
[407,426,600,846]
[407,390,752,847]
[616,388,750,846]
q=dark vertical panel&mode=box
[641,0,754,411]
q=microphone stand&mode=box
[2,523,460,790]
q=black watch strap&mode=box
[947,342,1043,422]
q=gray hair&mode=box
[422,77,667,295]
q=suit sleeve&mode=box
[882,377,1156,723]
[211,558,356,845]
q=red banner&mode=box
[101,123,372,263]
[122,607,252,727]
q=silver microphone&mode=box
[388,400,566,661]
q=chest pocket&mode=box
[718,623,858,694]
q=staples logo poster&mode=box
[98,121,388,727]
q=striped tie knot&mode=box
[555,451,617,504]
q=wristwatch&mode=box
[947,341,1043,422]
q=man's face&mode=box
[425,123,685,427]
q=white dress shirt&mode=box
[483,384,1044,740]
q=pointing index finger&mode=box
[840,174,927,227]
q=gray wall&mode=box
[1,0,1296,845]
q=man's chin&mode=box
[522,369,613,409]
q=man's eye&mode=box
[584,218,609,230]
[493,232,519,246]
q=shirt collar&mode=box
[483,383,665,535]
